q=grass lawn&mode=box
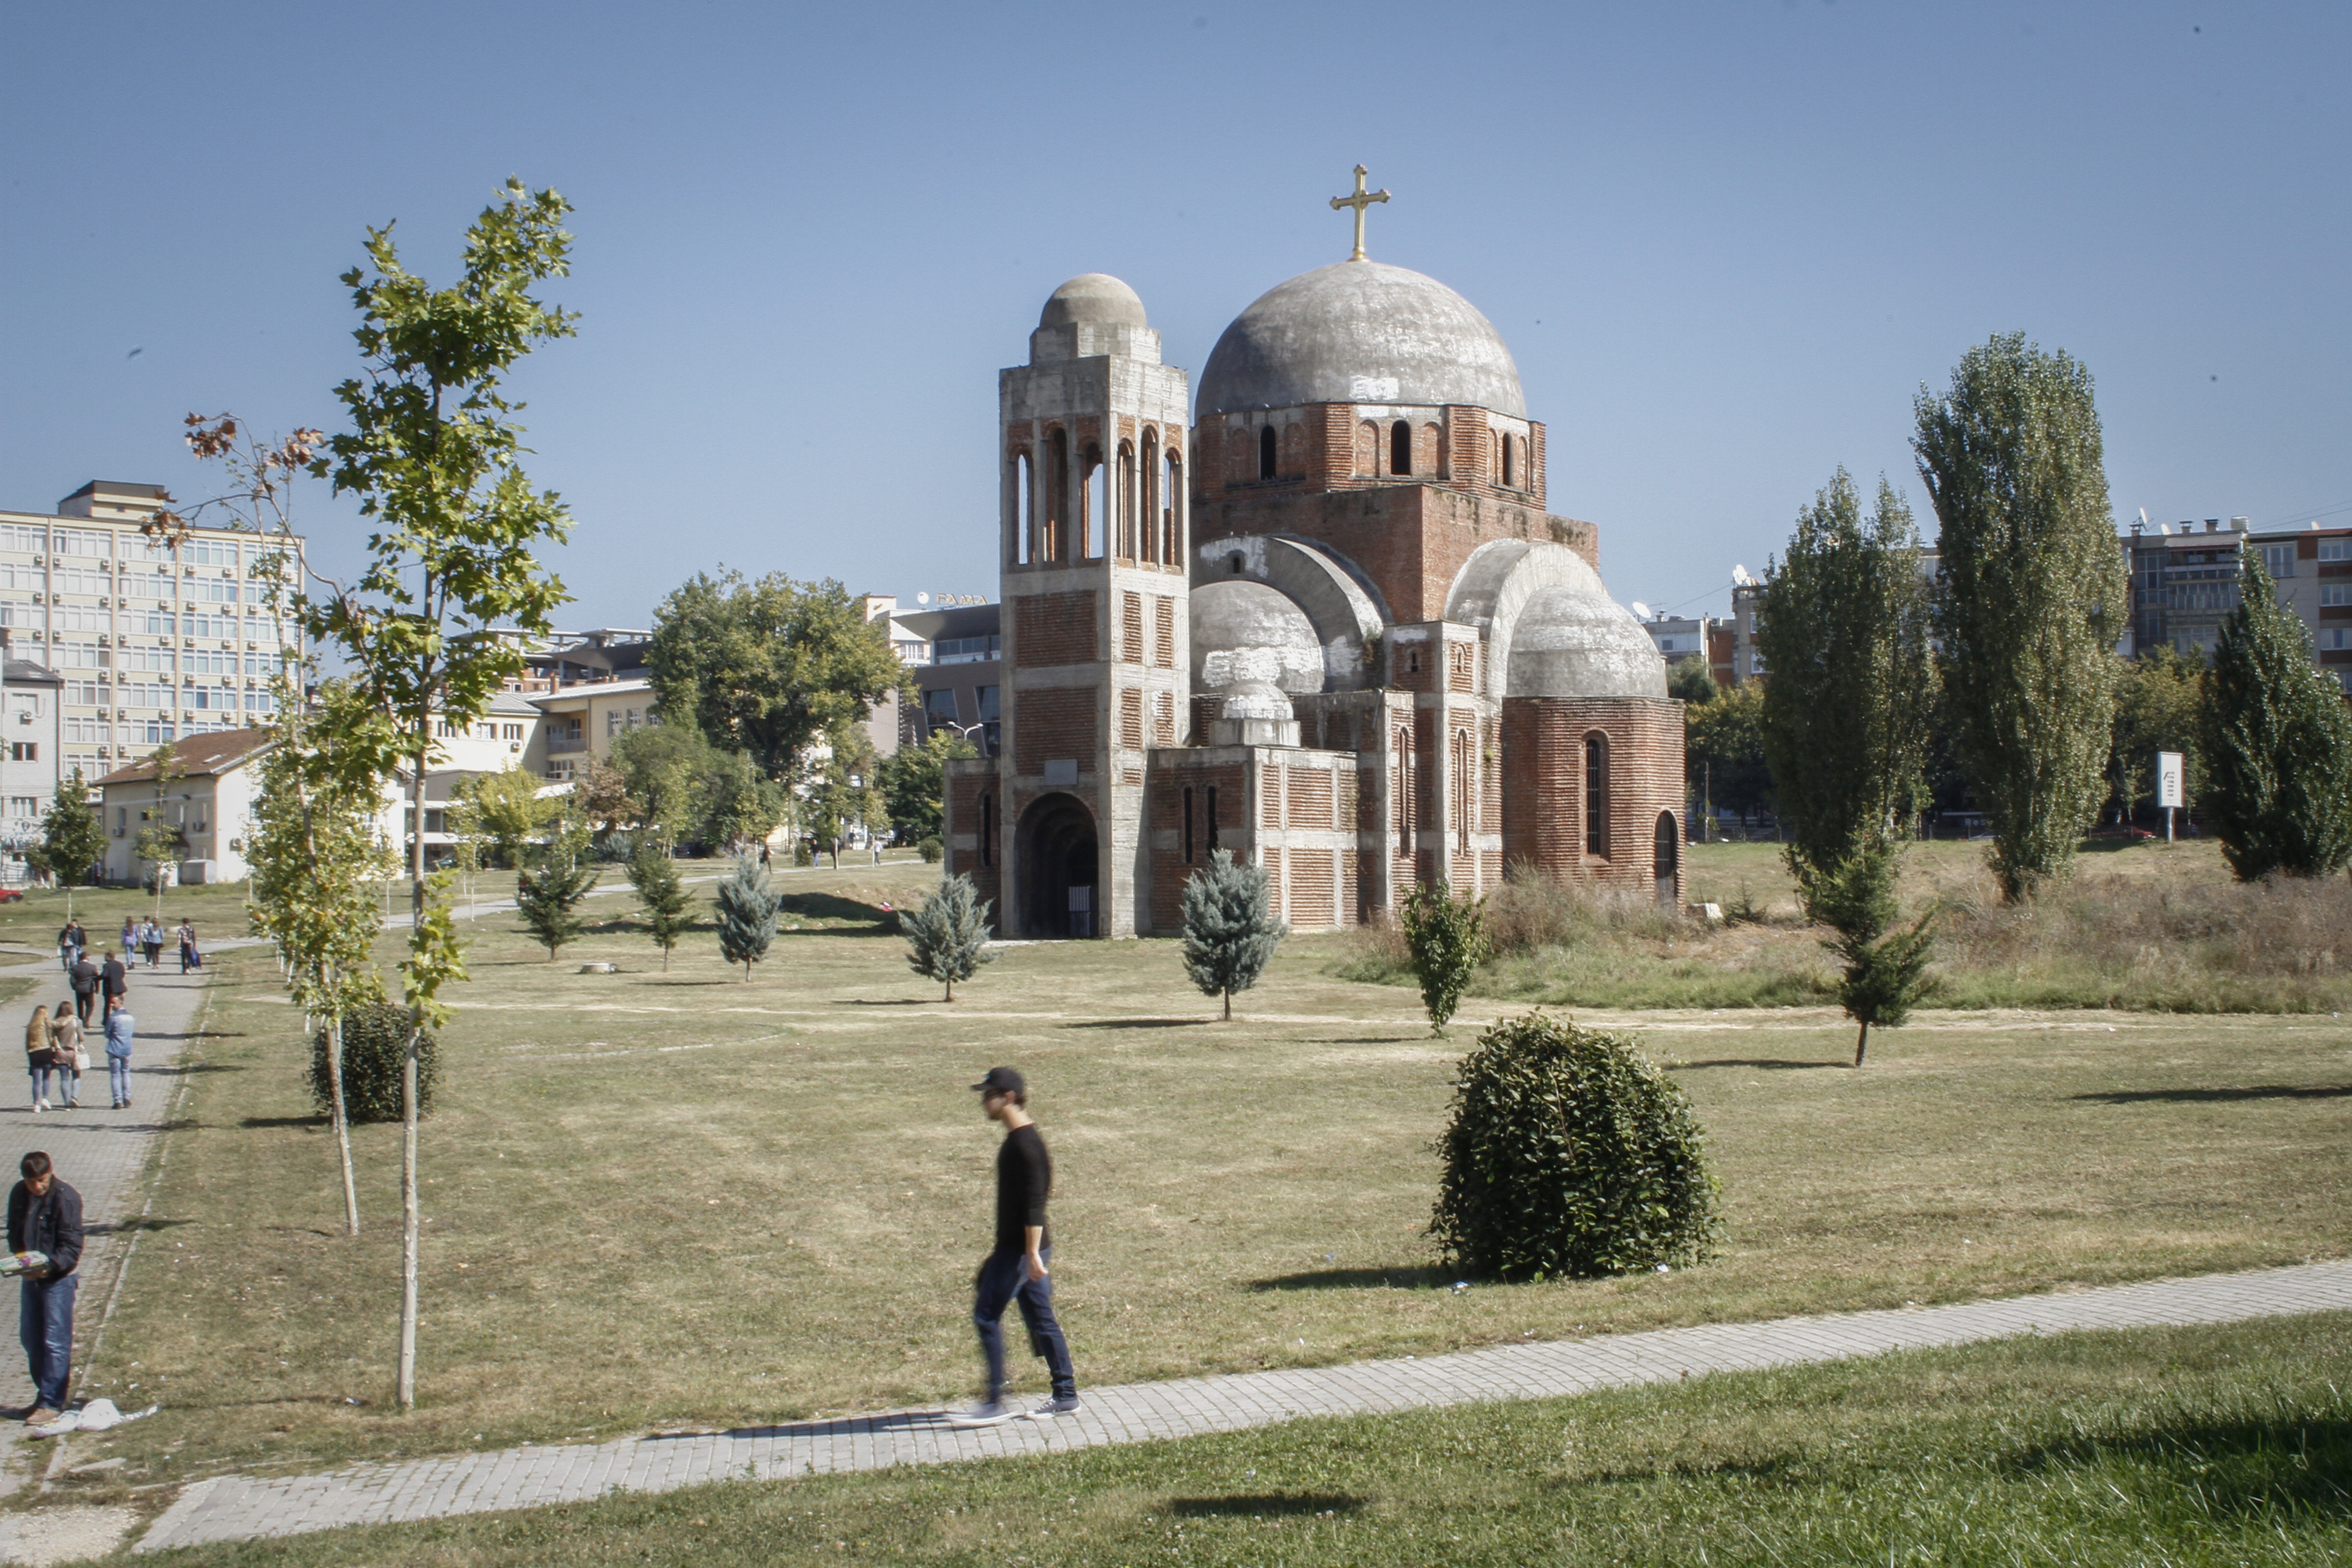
[126,1312,2352,1565]
[36,849,2352,1496]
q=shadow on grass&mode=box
[2072,1086,2352,1105]
[85,1216,193,1236]
[239,1115,326,1130]
[1065,1018,1214,1030]
[775,893,899,934]
[1250,1266,1447,1293]
[1164,1495,1368,1518]
[840,998,931,1007]
[176,1062,246,1073]
[2005,1413,2352,1521]
[1669,1058,1846,1072]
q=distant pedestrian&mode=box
[176,920,199,973]
[950,1066,1080,1426]
[48,1006,82,1112]
[68,955,97,1028]
[23,1007,54,1114]
[7,1152,83,1426]
[98,951,127,1020]
[103,1007,133,1110]
[118,917,135,956]
[55,922,79,976]
[140,919,163,970]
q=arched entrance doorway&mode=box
[1653,810,1680,909]
[1014,793,1100,939]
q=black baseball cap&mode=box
[971,1066,1025,1097]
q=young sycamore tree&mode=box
[132,742,188,912]
[900,872,995,1000]
[1400,880,1487,1037]
[624,836,693,970]
[246,679,398,1233]
[1756,469,1937,913]
[299,180,577,1410]
[1180,849,1283,1020]
[2199,553,2352,879]
[35,773,104,920]
[514,813,599,960]
[1915,334,2126,901]
[714,851,781,980]
[877,728,976,844]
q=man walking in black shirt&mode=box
[951,1066,1079,1427]
[7,1152,83,1427]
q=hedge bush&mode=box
[309,1002,438,1124]
[1430,1012,1720,1280]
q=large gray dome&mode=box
[1197,262,1526,417]
[1506,583,1670,700]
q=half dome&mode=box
[1190,579,1325,695]
[1040,273,1147,330]
[1506,582,1670,701]
[1197,261,1525,417]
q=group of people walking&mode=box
[71,917,201,975]
[38,918,145,1112]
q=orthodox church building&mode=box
[944,181,1684,938]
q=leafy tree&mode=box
[35,773,104,918]
[805,723,881,866]
[647,571,903,778]
[514,814,598,960]
[1430,1012,1721,1281]
[714,851,781,981]
[1684,682,1773,822]
[1180,849,1283,1020]
[1915,333,2126,901]
[303,179,577,1409]
[574,757,640,842]
[624,836,693,971]
[2108,647,2207,823]
[1807,844,1937,1067]
[1665,654,1716,706]
[443,787,487,916]
[456,765,557,868]
[2199,554,2352,879]
[248,678,397,1234]
[606,724,709,844]
[1400,879,1487,1036]
[131,741,188,912]
[705,748,790,853]
[879,728,978,844]
[1756,469,1937,915]
[900,872,996,1000]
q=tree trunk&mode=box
[1853,1018,1869,1068]
[328,1011,359,1237]
[399,748,426,1411]
[661,945,670,974]
[1223,989,1232,1021]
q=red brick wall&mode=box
[1013,591,1098,667]
[1500,697,1684,901]
[1013,685,1098,775]
[943,764,1003,917]
[1145,758,1252,933]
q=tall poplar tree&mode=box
[1915,334,2126,901]
[2199,554,2352,879]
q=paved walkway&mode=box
[135,1257,2352,1553]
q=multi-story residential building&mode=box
[530,678,657,782]
[892,601,1002,757]
[1637,611,1716,684]
[2244,519,2352,692]
[95,726,272,885]
[0,480,301,789]
[0,641,64,882]
[1728,575,1765,683]
[2127,517,2247,659]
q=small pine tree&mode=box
[1400,880,1486,1037]
[1808,844,1937,1067]
[625,837,694,971]
[514,822,599,961]
[1180,849,1283,1020]
[2200,554,2352,880]
[714,851,780,981]
[900,873,996,1000]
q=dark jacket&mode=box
[69,960,97,996]
[99,958,126,998]
[7,1179,83,1279]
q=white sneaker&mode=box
[948,1399,1018,1428]
[1023,1396,1081,1421]
[30,1103,42,1114]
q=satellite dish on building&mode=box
[1630,601,1653,620]
[1730,564,1755,587]
[915,592,930,604]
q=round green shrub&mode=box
[1430,1011,1720,1280]
[917,836,943,864]
[309,1002,439,1124]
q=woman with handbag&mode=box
[23,1006,53,1113]
[48,1005,84,1111]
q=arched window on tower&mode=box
[1117,441,1137,560]
[1391,420,1412,476]
[1584,731,1610,859]
[1012,450,1032,566]
[1082,442,1105,560]
[1502,432,1515,488]
[1140,430,1159,563]
[1258,424,1277,481]
[1164,453,1183,565]
[1045,428,1069,562]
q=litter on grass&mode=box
[27,1400,159,1437]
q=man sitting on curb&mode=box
[7,1152,83,1427]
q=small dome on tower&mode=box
[1040,274,1148,330]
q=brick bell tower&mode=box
[964,274,1192,939]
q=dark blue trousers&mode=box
[972,1247,1075,1401]
[20,1274,75,1411]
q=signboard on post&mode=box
[2156,750,2184,843]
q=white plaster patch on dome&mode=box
[1190,579,1324,696]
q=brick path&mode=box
[135,1257,2352,1553]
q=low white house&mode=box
[95,727,272,885]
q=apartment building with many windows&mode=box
[2244,520,2352,692]
[0,481,301,787]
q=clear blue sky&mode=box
[2,1,2343,629]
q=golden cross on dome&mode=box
[1329,165,1390,263]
